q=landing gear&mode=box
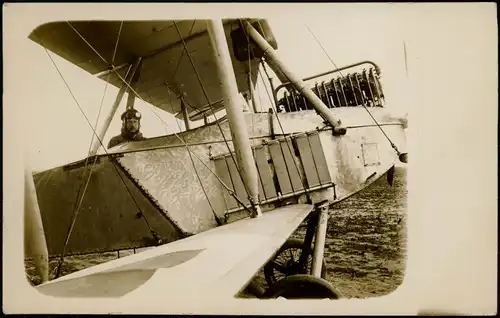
[263,238,326,286]
[262,201,342,299]
[263,274,341,299]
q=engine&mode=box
[276,66,385,113]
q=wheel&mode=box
[264,238,327,287]
[263,274,341,299]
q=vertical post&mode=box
[181,98,191,130]
[267,75,279,113]
[24,164,49,283]
[312,202,329,277]
[247,71,259,113]
[126,60,142,111]
[207,20,262,218]
[88,57,142,156]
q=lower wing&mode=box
[35,204,313,299]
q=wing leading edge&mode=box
[35,204,313,299]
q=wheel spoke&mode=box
[270,260,288,273]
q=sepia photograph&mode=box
[3,2,496,315]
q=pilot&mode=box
[108,108,146,149]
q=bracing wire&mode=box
[239,20,313,201]
[35,37,113,278]
[172,20,256,211]
[137,74,223,226]
[161,86,255,217]
[126,20,254,222]
[70,20,253,219]
[57,73,111,270]
[258,63,276,113]
[64,20,257,218]
[111,21,123,64]
[36,26,162,277]
[172,20,196,80]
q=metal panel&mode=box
[268,140,293,195]
[361,143,381,166]
[225,157,250,205]
[308,132,332,184]
[253,145,277,200]
[214,157,238,210]
[280,139,304,192]
[295,134,321,188]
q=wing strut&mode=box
[89,57,142,155]
[207,20,262,218]
[24,163,49,284]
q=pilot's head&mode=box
[121,108,141,134]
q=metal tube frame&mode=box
[247,71,259,113]
[312,201,329,277]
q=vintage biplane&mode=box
[24,18,408,300]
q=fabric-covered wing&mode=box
[28,19,278,117]
[34,204,313,299]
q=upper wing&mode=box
[28,19,278,118]
[35,204,313,299]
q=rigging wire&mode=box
[162,85,255,218]
[172,20,256,212]
[162,89,246,194]
[133,20,252,223]
[111,21,123,64]
[66,20,254,220]
[51,24,122,277]
[172,20,197,80]
[239,20,313,201]
[36,28,162,277]
[37,50,107,278]
[258,63,276,112]
[137,75,223,226]
[304,24,403,156]
[165,20,205,116]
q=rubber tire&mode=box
[263,274,341,299]
[264,238,327,287]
